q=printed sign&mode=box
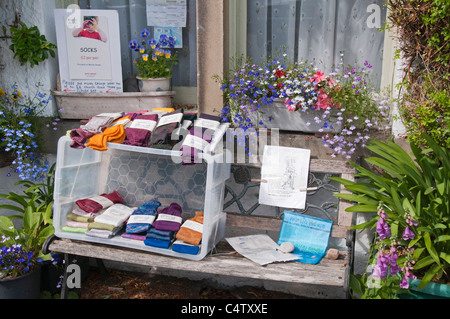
[54,9,123,93]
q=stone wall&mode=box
[0,0,58,117]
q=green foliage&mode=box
[387,0,450,148]
[332,135,450,297]
[8,22,57,68]
[0,164,56,264]
[398,75,450,150]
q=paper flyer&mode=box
[225,234,299,266]
[278,210,333,264]
[259,146,311,210]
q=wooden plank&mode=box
[48,238,347,287]
[225,213,349,238]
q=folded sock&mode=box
[151,203,183,232]
[125,200,161,234]
[121,233,147,241]
[146,228,174,241]
[181,113,222,164]
[69,128,95,149]
[86,124,126,151]
[62,226,88,233]
[80,114,121,134]
[76,191,124,214]
[148,109,183,148]
[94,203,135,227]
[125,111,149,120]
[143,237,172,249]
[65,220,89,228]
[66,212,95,223]
[172,240,200,255]
[88,222,119,232]
[175,211,203,245]
[122,114,159,147]
[85,227,122,239]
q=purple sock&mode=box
[181,113,221,164]
[122,114,158,147]
[152,203,183,232]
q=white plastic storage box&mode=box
[53,136,231,260]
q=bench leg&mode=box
[60,253,70,299]
[95,258,109,278]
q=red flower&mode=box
[274,69,285,78]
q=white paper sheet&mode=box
[225,234,299,266]
[259,146,311,210]
[146,0,187,27]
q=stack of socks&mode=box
[125,200,161,234]
[148,109,184,149]
[69,113,123,149]
[87,203,135,238]
[180,113,222,164]
[175,211,203,245]
[75,191,124,215]
[94,203,135,227]
[173,211,204,255]
[144,228,175,249]
[144,202,182,249]
[122,114,159,147]
[151,202,183,232]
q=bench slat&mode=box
[49,238,348,287]
[225,213,349,238]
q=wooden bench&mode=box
[43,158,355,299]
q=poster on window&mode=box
[54,9,123,93]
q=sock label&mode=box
[182,134,210,151]
[156,113,183,127]
[180,220,203,233]
[88,195,114,208]
[128,214,156,225]
[130,119,157,131]
[156,213,182,224]
[194,118,221,131]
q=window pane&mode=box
[79,0,197,90]
[246,0,386,88]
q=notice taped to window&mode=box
[54,9,123,93]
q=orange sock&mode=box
[86,125,125,151]
[176,211,204,245]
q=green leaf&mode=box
[418,264,441,290]
[424,232,440,265]
[345,204,379,212]
[436,235,450,242]
[402,197,416,216]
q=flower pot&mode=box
[399,279,450,299]
[0,267,41,299]
[137,76,171,92]
[249,99,342,133]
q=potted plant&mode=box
[214,53,392,159]
[0,194,54,298]
[331,135,449,298]
[7,22,57,68]
[0,83,59,179]
[0,162,56,298]
[129,28,178,92]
